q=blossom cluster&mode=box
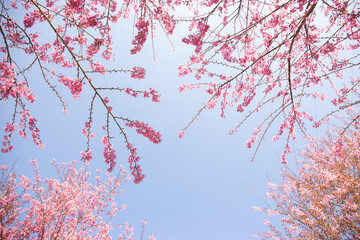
[1,123,15,153]
[58,75,83,99]
[131,66,146,79]
[153,7,176,35]
[2,110,44,153]
[80,149,93,162]
[125,120,161,144]
[0,59,35,103]
[126,143,144,184]
[182,20,210,53]
[102,136,117,172]
[130,18,150,54]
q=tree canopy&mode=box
[1,0,359,239]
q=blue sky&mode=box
[0,15,316,240]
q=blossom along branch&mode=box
[0,0,176,183]
[2,0,359,177]
[177,0,360,162]
[0,159,156,239]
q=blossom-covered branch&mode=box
[0,0,175,182]
[177,0,360,162]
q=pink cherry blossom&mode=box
[178,0,360,162]
[125,120,161,144]
[0,159,154,239]
[1,0,167,177]
[130,18,150,55]
[131,67,146,79]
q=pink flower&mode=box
[91,61,106,74]
[178,64,192,77]
[182,20,209,53]
[80,150,93,162]
[103,143,117,171]
[10,1,17,8]
[131,67,146,79]
[57,75,83,98]
[126,143,144,184]
[125,121,161,144]
[177,131,185,139]
[86,38,104,59]
[23,13,35,28]
[101,136,108,145]
[67,0,85,13]
[4,123,16,133]
[153,7,175,35]
[178,84,186,93]
[130,18,149,54]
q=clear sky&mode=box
[1,16,316,240]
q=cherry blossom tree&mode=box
[0,0,179,183]
[177,0,360,162]
[1,0,359,238]
[252,113,360,239]
[0,159,156,239]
